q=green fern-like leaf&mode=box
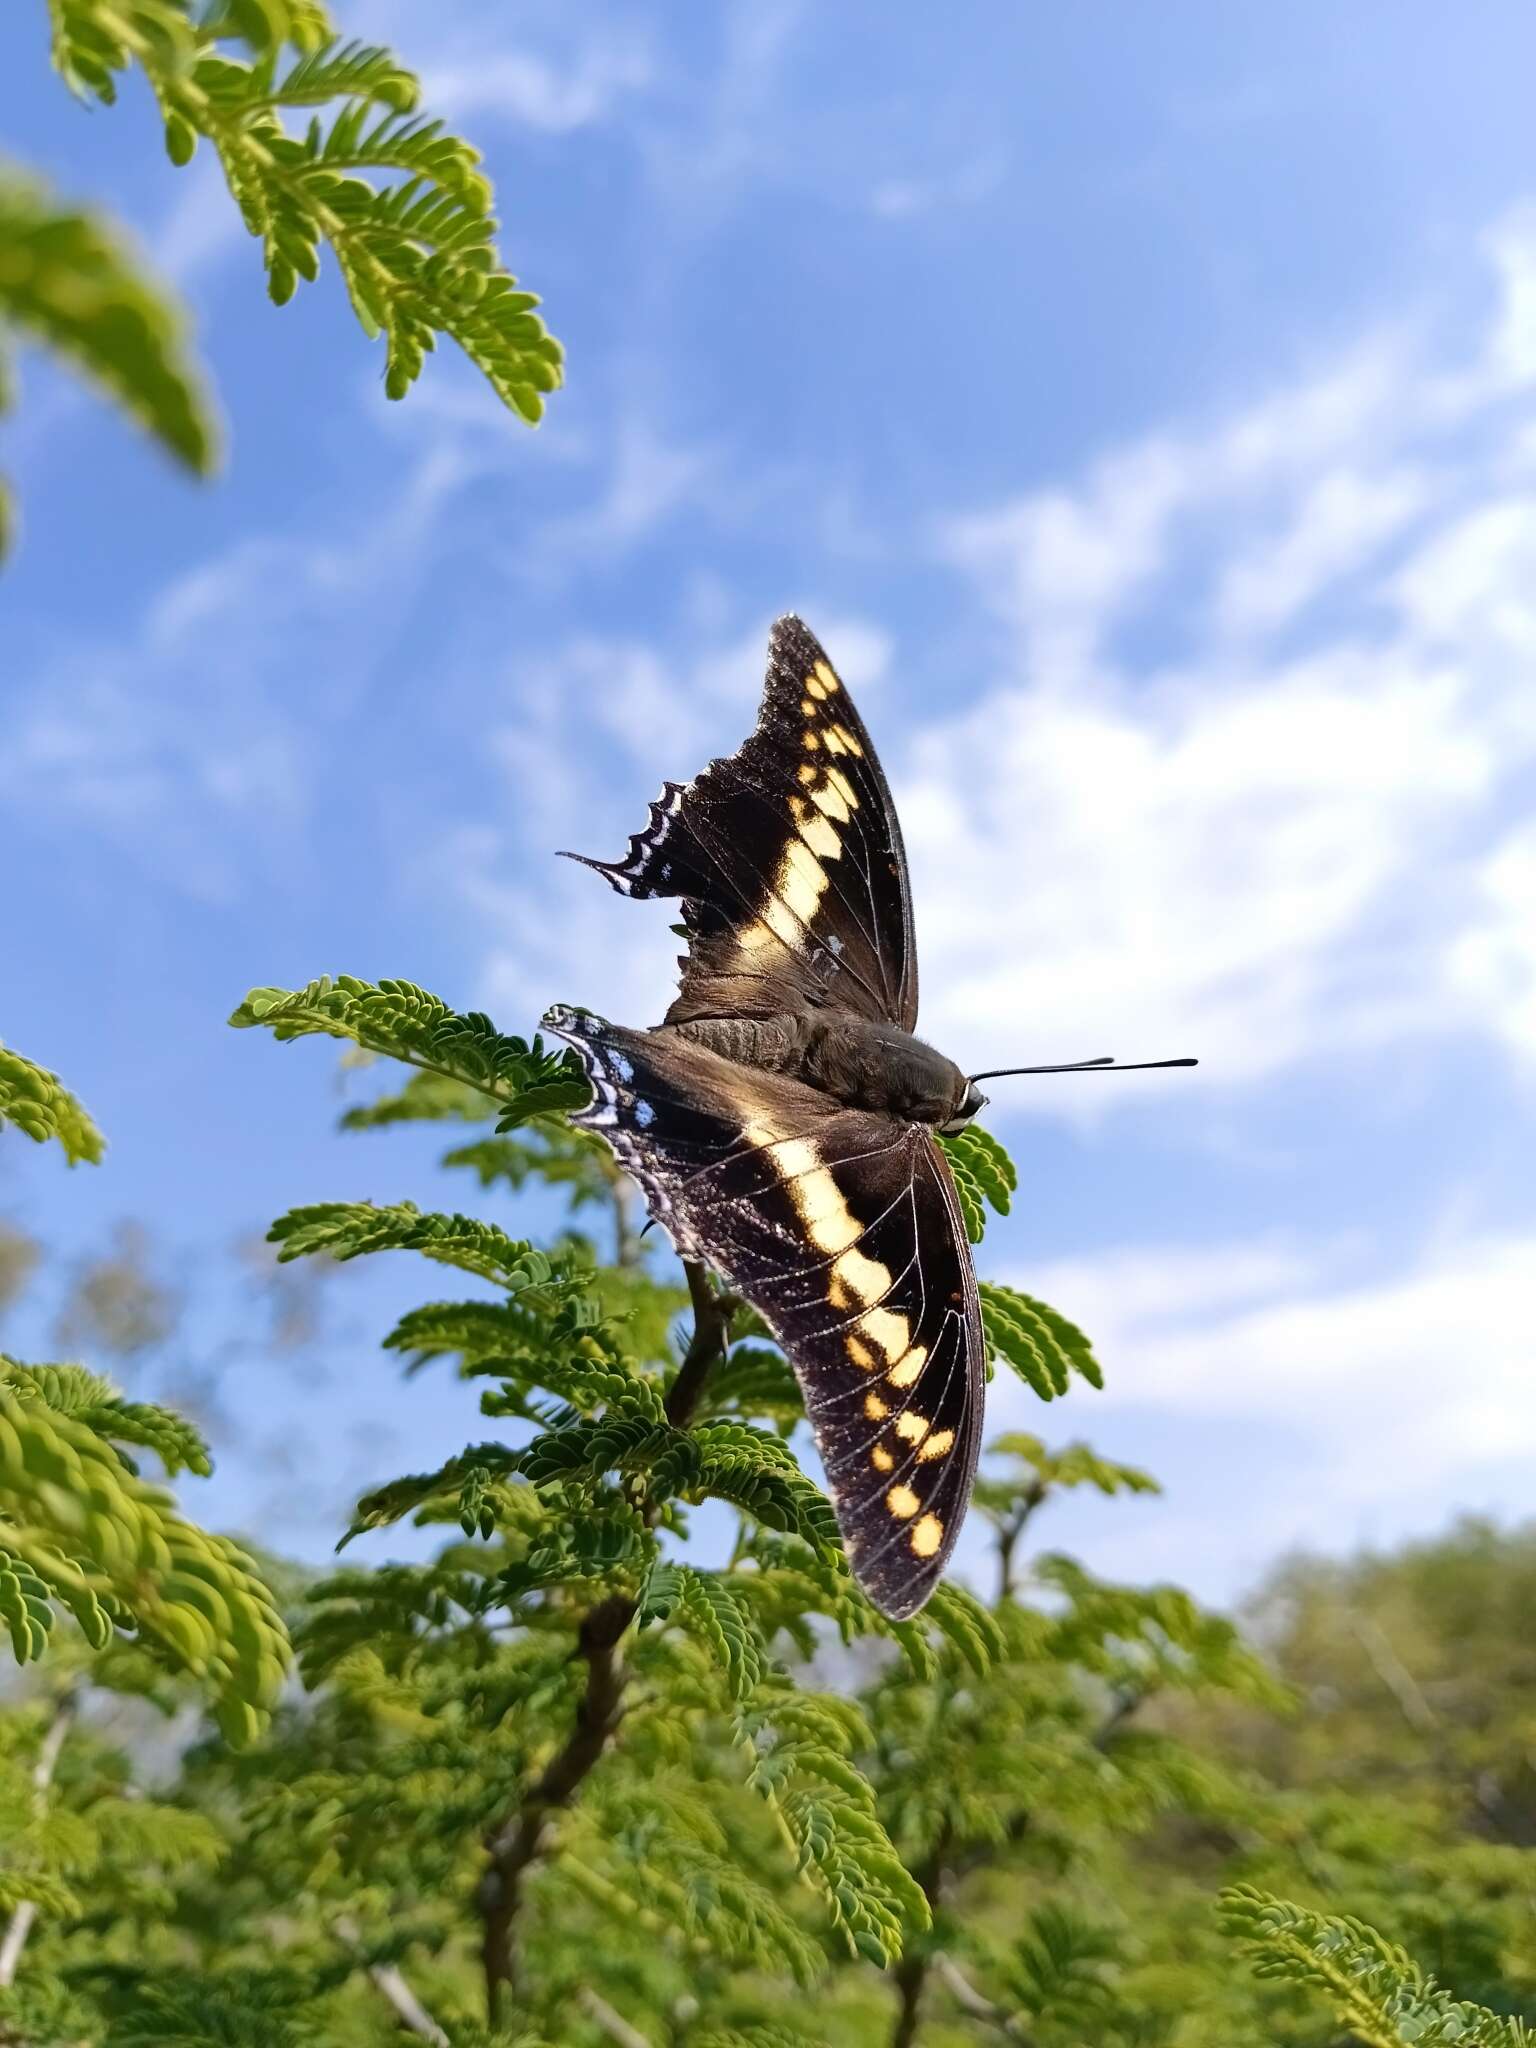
[0,1869,81,1919]
[339,1069,499,1129]
[0,1379,288,1733]
[1217,1886,1533,2048]
[980,1283,1103,1400]
[996,1901,1123,2030]
[44,3,562,423]
[338,1442,522,1545]
[384,1295,633,1400]
[3,1359,210,1477]
[938,1122,1016,1243]
[688,1427,842,1559]
[738,1687,928,1967]
[0,1039,105,1162]
[232,977,587,1119]
[916,1581,1006,1677]
[637,1562,767,1702]
[267,1202,585,1301]
[0,167,217,559]
[0,1550,56,1662]
[981,1432,1159,1502]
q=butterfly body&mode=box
[546,616,988,1620]
[667,1011,982,1131]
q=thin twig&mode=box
[995,1481,1047,1604]
[578,1987,654,2048]
[889,1828,950,2048]
[0,1691,77,1988]
[1347,1610,1439,1735]
[334,1915,449,2044]
[933,1953,1037,2041]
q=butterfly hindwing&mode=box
[564,616,918,1032]
[546,1006,983,1620]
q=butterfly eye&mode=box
[939,1085,985,1135]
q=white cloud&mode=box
[914,205,1536,1099]
[1484,201,1536,383]
[1447,820,1536,1061]
[420,39,652,132]
[1000,1226,1536,1573]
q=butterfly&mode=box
[543,615,992,1620]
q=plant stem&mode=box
[889,1831,949,2048]
[0,1691,77,1989]
[334,1915,449,2044]
[477,1259,730,2026]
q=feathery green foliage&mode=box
[1218,1886,1534,2048]
[232,978,589,1124]
[0,1355,287,1739]
[939,1121,1017,1244]
[0,1039,105,1163]
[0,164,215,554]
[42,0,562,417]
[980,1281,1103,1399]
[6,0,561,554]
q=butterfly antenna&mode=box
[969,1055,1198,1082]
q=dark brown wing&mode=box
[563,616,919,1032]
[545,1005,982,1620]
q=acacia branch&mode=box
[476,1258,731,2025]
[890,1830,950,2048]
[995,1480,1047,1603]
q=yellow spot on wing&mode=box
[864,1392,889,1420]
[805,671,829,701]
[825,766,859,810]
[825,723,864,758]
[757,835,829,951]
[832,1246,890,1305]
[887,1343,928,1389]
[911,1513,943,1558]
[807,780,850,826]
[789,797,842,861]
[894,1411,930,1443]
[798,762,817,784]
[846,1334,876,1370]
[871,1445,894,1472]
[803,730,820,749]
[859,1307,911,1361]
[744,1124,859,1257]
[813,660,841,693]
[917,1428,955,1461]
[886,1484,920,1519]
[800,697,816,715]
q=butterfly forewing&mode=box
[546,1009,983,1620]
[565,616,918,1032]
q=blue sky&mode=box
[5,1,1536,1605]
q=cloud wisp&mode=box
[912,205,1536,1097]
